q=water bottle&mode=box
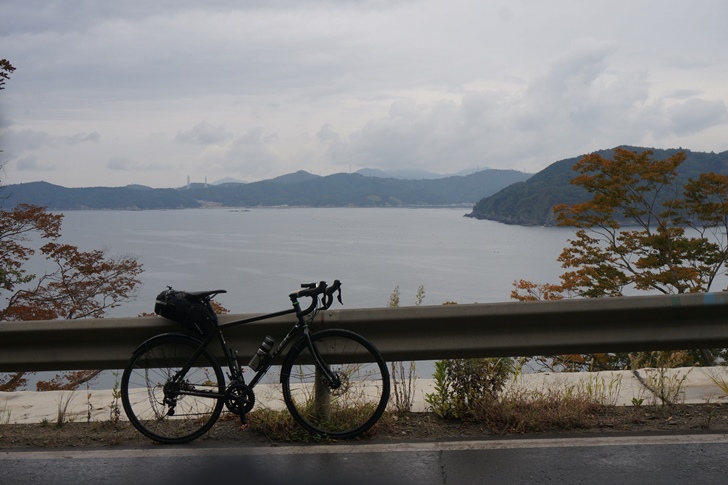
[248,335,275,371]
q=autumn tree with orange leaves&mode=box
[1,59,144,391]
[512,148,728,369]
[0,204,144,391]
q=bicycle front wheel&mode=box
[121,333,225,444]
[281,329,390,439]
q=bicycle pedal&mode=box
[239,423,249,431]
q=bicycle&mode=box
[120,280,390,444]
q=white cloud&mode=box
[1,0,727,187]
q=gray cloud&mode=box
[107,157,134,171]
[2,130,54,160]
[175,122,233,146]
[667,99,728,136]
[2,129,100,160]
[1,0,727,187]
[15,154,54,171]
[219,127,283,176]
[66,132,100,145]
[322,43,662,172]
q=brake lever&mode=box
[324,280,343,307]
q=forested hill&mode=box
[467,147,728,226]
[0,168,530,210]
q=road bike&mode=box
[120,280,390,444]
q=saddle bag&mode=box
[154,288,218,335]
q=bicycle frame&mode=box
[170,291,337,401]
[123,279,389,442]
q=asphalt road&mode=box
[2,433,727,485]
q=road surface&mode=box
[2,433,727,484]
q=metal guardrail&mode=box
[1,292,727,372]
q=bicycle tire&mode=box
[281,329,390,439]
[120,333,225,444]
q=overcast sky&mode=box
[1,0,727,188]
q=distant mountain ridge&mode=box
[211,176,244,185]
[0,168,530,210]
[467,146,728,226]
[355,167,485,179]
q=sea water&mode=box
[11,207,575,389]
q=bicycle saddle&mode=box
[184,289,227,300]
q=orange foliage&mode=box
[511,148,728,367]
[510,279,565,301]
[1,204,143,391]
[551,148,728,297]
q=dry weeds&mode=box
[2,404,728,449]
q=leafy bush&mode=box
[425,357,514,419]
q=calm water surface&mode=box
[57,207,572,315]
[21,208,574,388]
[23,207,728,388]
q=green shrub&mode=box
[425,357,514,419]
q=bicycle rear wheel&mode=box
[121,333,225,444]
[281,329,390,439]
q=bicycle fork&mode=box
[303,331,342,422]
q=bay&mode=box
[17,207,728,391]
[56,207,572,315]
[20,207,574,390]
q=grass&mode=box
[55,391,77,428]
[244,408,324,442]
[577,373,623,407]
[387,286,421,415]
[437,370,622,435]
[1,403,10,425]
[108,372,122,423]
[707,367,728,396]
[632,367,691,406]
[390,361,417,414]
[5,357,725,445]
[248,389,723,441]
[473,387,609,434]
[245,398,383,441]
[245,369,630,441]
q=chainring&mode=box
[224,382,255,415]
